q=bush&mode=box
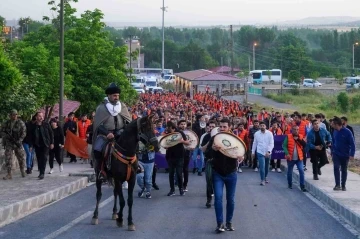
[350,94,360,112]
[289,88,300,95]
[337,92,349,113]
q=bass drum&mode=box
[183,129,199,150]
[213,132,247,159]
[157,136,167,155]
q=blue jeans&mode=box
[23,143,33,169]
[257,153,270,181]
[213,171,237,224]
[192,146,204,172]
[332,154,349,187]
[137,161,154,192]
[287,160,305,186]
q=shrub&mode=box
[350,94,360,112]
[337,92,349,113]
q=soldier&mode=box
[1,109,27,180]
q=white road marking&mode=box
[42,196,114,239]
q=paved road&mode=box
[0,169,356,239]
[223,95,298,110]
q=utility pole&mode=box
[59,0,65,126]
[353,42,359,70]
[248,56,251,72]
[161,0,167,77]
[128,35,133,81]
[253,42,257,70]
[230,25,234,75]
[280,54,283,95]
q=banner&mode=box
[64,130,89,159]
[271,135,286,159]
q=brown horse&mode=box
[91,115,159,231]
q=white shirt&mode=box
[252,130,274,155]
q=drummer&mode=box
[205,118,244,233]
[164,121,191,197]
[178,119,194,192]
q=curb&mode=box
[0,177,88,227]
[281,164,360,230]
[69,173,96,182]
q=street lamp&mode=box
[353,42,359,69]
[160,0,167,78]
[253,42,257,70]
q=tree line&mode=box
[1,0,360,121]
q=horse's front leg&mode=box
[115,180,126,227]
[112,188,118,220]
[127,175,136,231]
[91,178,102,225]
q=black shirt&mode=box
[205,137,237,176]
[166,130,187,160]
[314,130,322,146]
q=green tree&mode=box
[334,71,344,85]
[288,70,301,84]
[310,71,320,81]
[0,15,5,33]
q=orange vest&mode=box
[269,127,282,135]
[78,119,91,139]
[238,129,249,147]
[297,120,307,137]
[287,134,304,161]
[257,113,268,121]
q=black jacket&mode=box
[30,122,54,148]
[23,121,35,144]
[192,121,205,143]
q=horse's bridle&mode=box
[137,118,157,146]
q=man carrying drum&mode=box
[205,118,244,233]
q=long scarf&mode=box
[104,97,121,116]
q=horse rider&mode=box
[92,83,132,185]
[1,109,27,180]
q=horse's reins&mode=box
[111,118,157,181]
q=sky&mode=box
[1,0,359,25]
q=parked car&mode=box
[133,86,145,94]
[303,79,322,87]
[283,81,299,88]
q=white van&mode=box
[345,76,360,89]
[163,75,176,84]
[145,77,157,91]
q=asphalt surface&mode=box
[224,94,299,110]
[0,169,356,239]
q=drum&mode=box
[213,132,247,159]
[183,130,199,150]
[159,132,183,148]
[157,136,167,154]
[210,127,220,137]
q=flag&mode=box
[64,130,89,159]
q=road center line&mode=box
[42,196,114,239]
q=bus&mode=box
[250,69,282,84]
[133,68,173,77]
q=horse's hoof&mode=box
[116,219,124,227]
[112,214,118,220]
[91,218,99,225]
[128,224,136,231]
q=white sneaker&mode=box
[123,181,128,189]
[59,164,63,172]
[254,168,258,172]
[277,168,282,173]
[271,168,275,172]
[237,168,242,173]
[49,168,53,174]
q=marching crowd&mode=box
[133,91,356,232]
[0,83,356,233]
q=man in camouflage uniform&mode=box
[1,109,27,180]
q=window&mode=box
[272,71,281,76]
[252,73,261,79]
